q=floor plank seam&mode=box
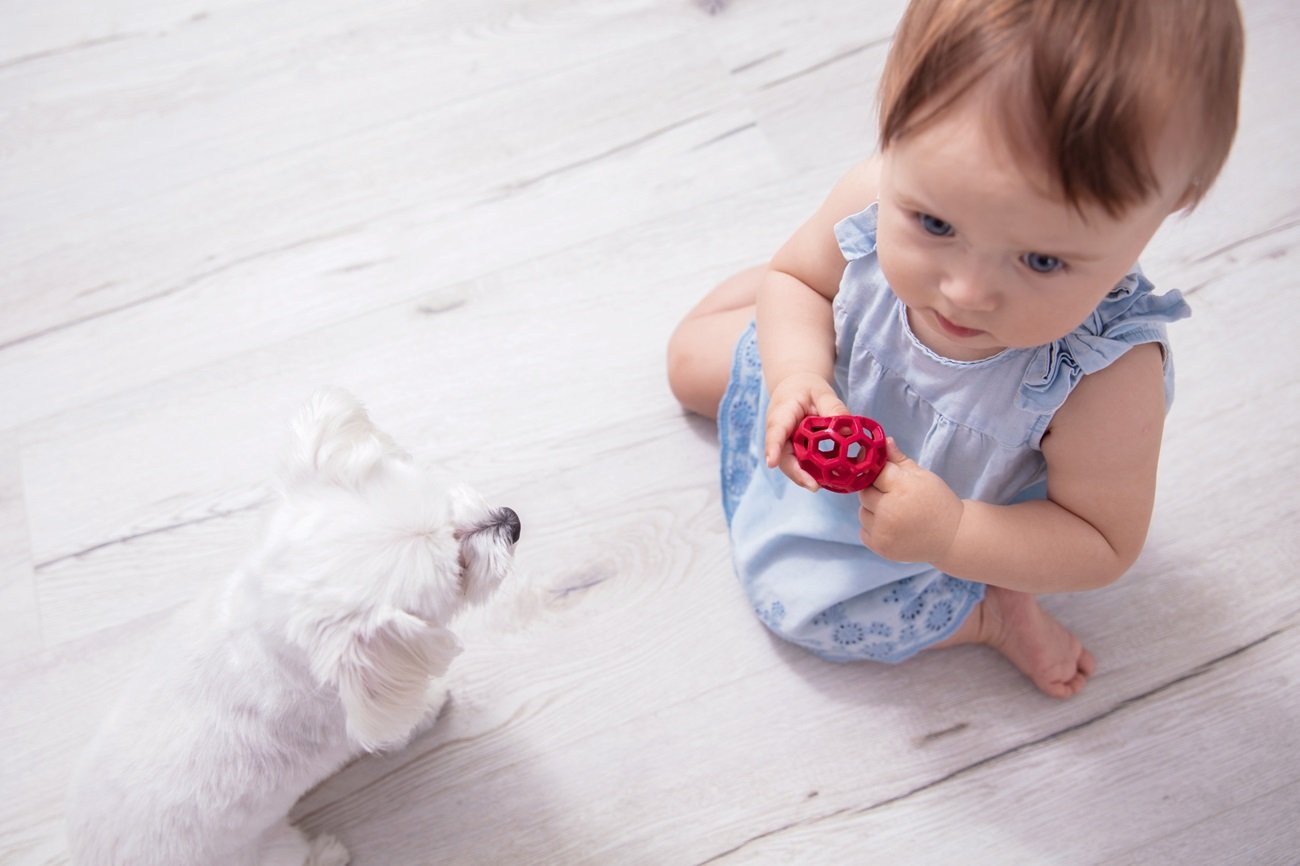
[690,122,759,152]
[729,50,784,76]
[0,32,150,71]
[755,37,892,92]
[1189,213,1300,267]
[695,628,1285,862]
[503,110,716,194]
[292,695,548,825]
[695,806,859,865]
[0,227,360,355]
[34,496,270,571]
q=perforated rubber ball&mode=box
[791,415,887,493]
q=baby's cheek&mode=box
[877,241,928,302]
[874,227,900,279]
[1029,281,1113,344]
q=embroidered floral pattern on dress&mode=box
[719,322,764,523]
[754,600,786,629]
[760,570,984,662]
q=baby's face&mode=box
[875,89,1191,361]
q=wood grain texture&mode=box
[2,0,1298,863]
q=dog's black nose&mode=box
[499,507,521,544]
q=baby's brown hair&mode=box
[878,0,1244,215]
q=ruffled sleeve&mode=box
[834,203,879,261]
[1017,270,1191,437]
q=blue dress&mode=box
[717,203,1191,662]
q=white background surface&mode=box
[2,1,1297,863]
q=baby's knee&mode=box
[665,326,696,397]
[665,327,727,416]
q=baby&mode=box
[667,0,1243,697]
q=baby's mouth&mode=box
[933,310,984,338]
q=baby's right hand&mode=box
[765,372,851,490]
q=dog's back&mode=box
[65,595,352,866]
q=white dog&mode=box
[66,388,521,866]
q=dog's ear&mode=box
[312,609,463,752]
[284,387,407,491]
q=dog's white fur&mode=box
[66,388,519,866]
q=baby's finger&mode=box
[884,436,909,464]
[858,511,876,548]
[815,393,852,418]
[858,487,883,514]
[868,439,908,492]
[763,422,790,468]
[778,449,820,491]
[764,405,802,467]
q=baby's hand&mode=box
[765,373,850,490]
[858,438,964,563]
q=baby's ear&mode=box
[310,609,463,751]
[282,387,405,491]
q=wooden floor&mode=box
[3,1,1298,863]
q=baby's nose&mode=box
[942,274,998,311]
[497,507,521,544]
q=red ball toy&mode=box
[791,415,887,493]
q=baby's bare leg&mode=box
[667,265,765,418]
[934,586,1096,699]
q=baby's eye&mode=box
[917,213,954,237]
[1023,252,1064,273]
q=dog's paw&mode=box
[307,834,351,866]
[407,682,451,741]
[425,681,450,716]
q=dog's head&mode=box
[265,387,519,750]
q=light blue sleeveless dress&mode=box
[718,203,1190,662]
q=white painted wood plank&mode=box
[0,3,765,426]
[1101,780,1300,866]
[698,0,908,174]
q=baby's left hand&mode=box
[858,438,964,564]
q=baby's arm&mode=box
[758,158,879,486]
[860,343,1168,593]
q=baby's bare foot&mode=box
[937,586,1095,698]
